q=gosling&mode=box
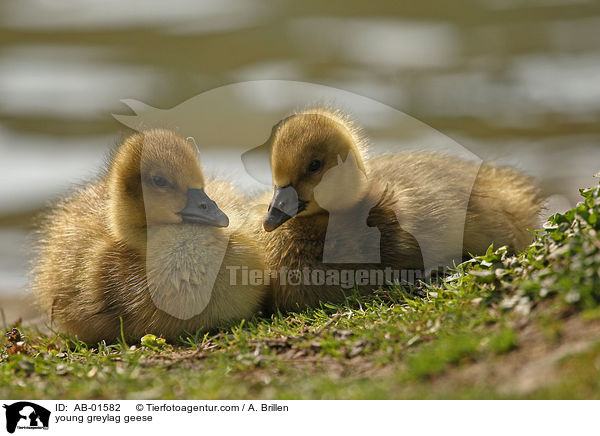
[253,108,543,312]
[33,129,267,343]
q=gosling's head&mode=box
[107,129,228,248]
[263,109,368,232]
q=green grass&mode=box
[3,181,600,399]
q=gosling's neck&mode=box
[106,203,148,257]
[286,188,377,240]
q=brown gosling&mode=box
[252,108,544,312]
[33,129,267,343]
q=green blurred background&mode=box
[1,0,599,303]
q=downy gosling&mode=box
[254,108,543,312]
[34,129,267,343]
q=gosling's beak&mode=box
[263,185,305,232]
[178,188,229,228]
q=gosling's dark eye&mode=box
[307,159,322,174]
[152,175,171,189]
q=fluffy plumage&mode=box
[33,129,267,343]
[253,108,544,312]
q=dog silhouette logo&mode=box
[3,402,50,433]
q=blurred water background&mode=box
[1,0,599,304]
